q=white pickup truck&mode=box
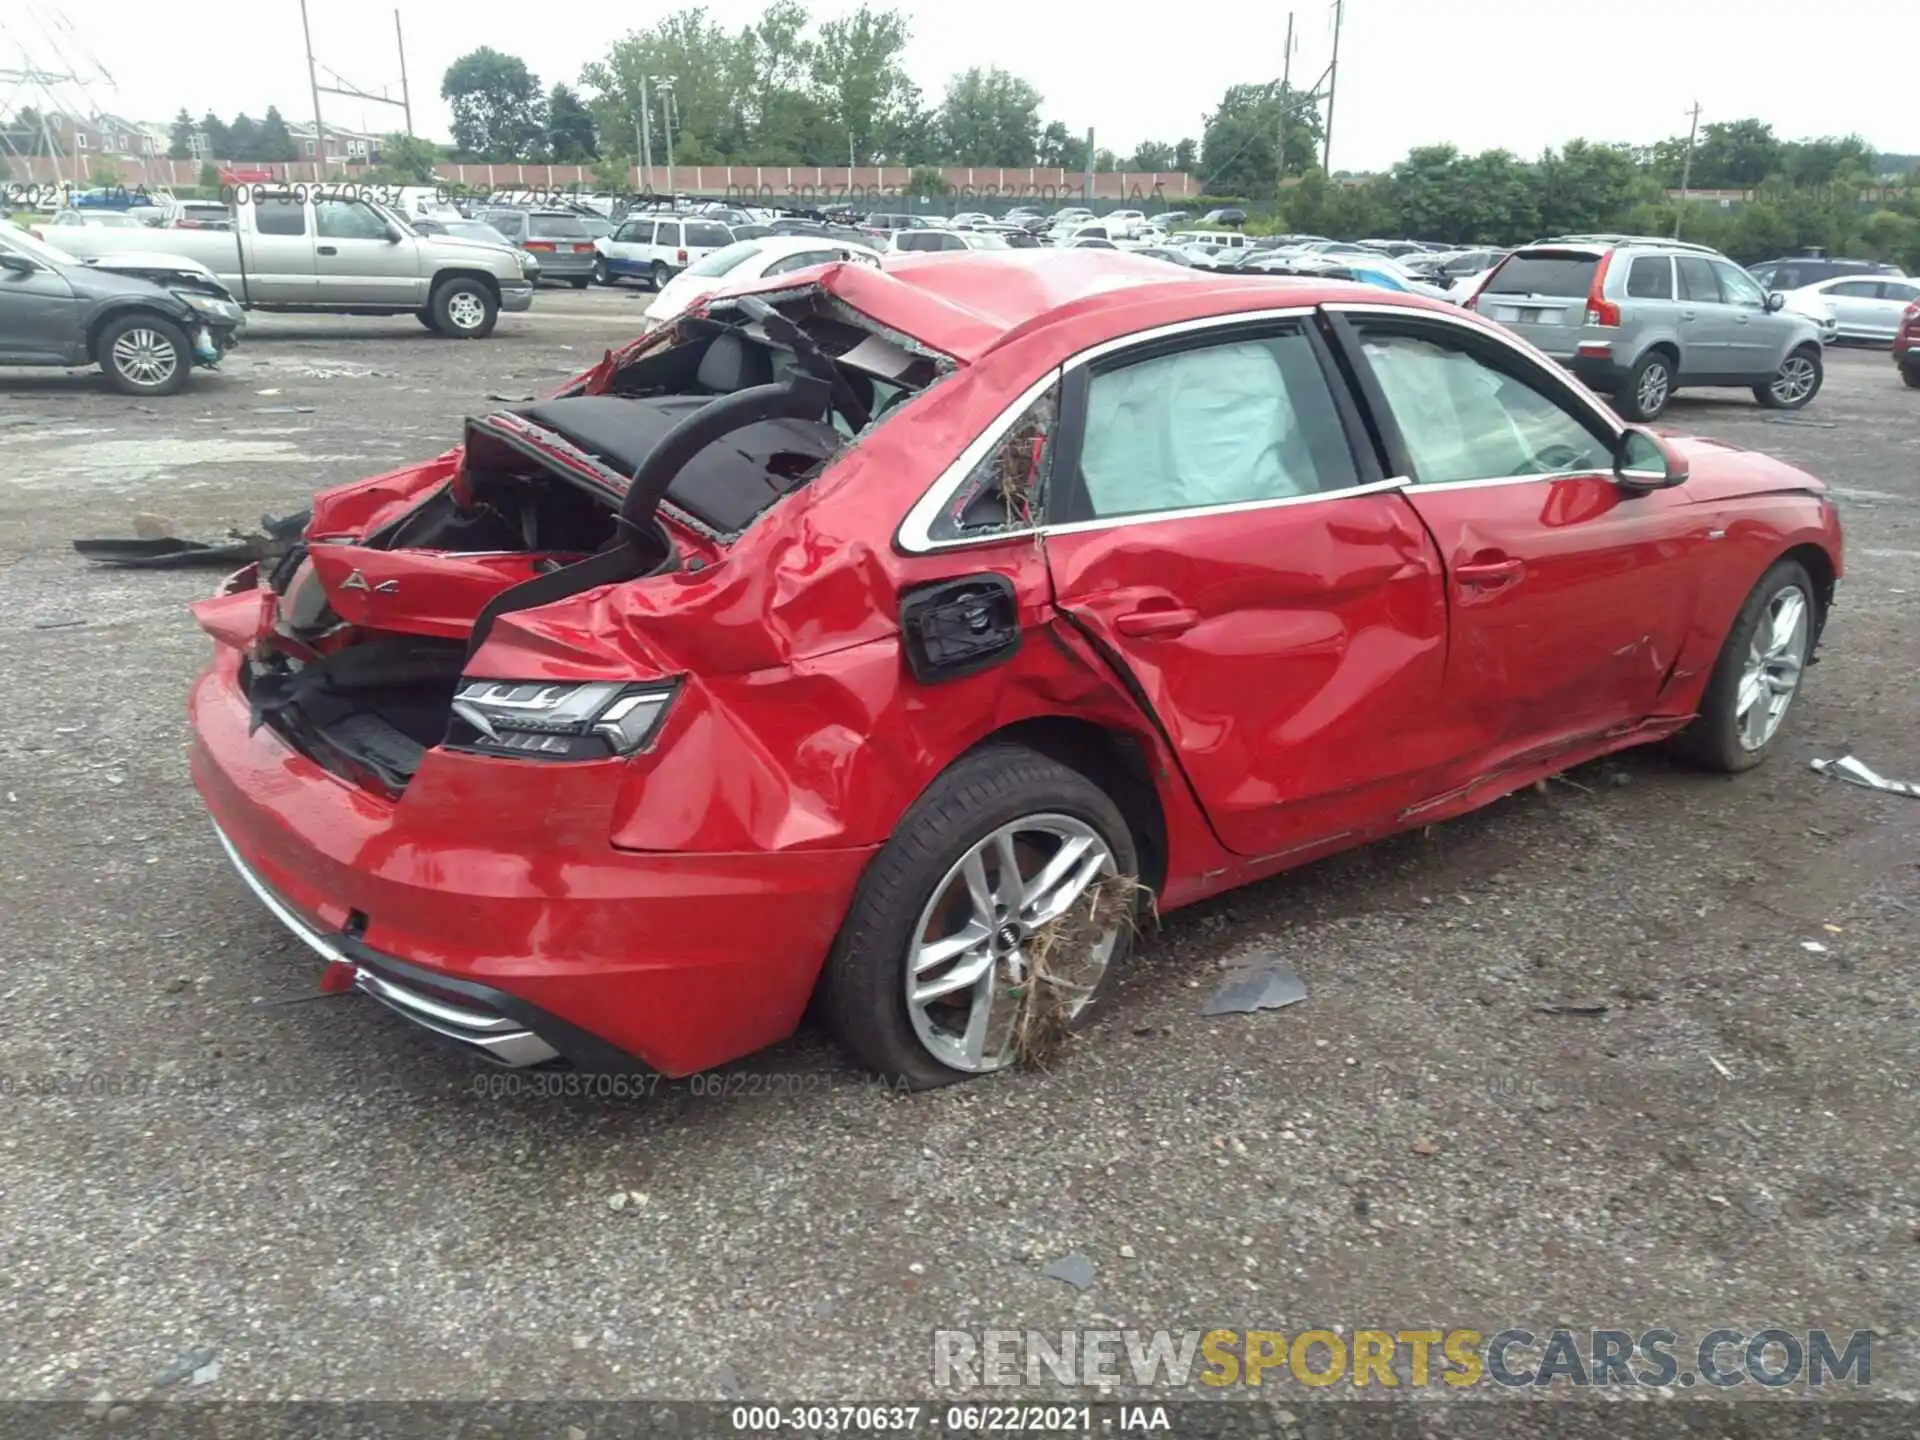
[44,186,534,337]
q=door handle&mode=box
[1679,309,1696,320]
[1115,606,1199,638]
[317,245,338,256]
[1455,556,1523,587]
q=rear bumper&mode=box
[189,649,878,1074]
[1566,347,1629,391]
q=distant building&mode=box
[286,121,384,165]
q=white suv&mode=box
[595,214,737,289]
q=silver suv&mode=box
[1469,235,1826,421]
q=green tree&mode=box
[547,83,598,161]
[809,4,923,163]
[1199,82,1322,199]
[227,114,261,162]
[1173,137,1197,171]
[257,107,299,163]
[1532,139,1645,236]
[582,13,752,167]
[1128,140,1177,172]
[197,160,220,192]
[371,133,444,184]
[591,154,632,192]
[442,46,546,160]
[1690,118,1783,188]
[936,67,1042,166]
[905,165,949,201]
[167,108,197,161]
[734,0,836,162]
[1037,120,1086,171]
[199,112,231,159]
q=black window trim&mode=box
[1320,303,1625,491]
[894,303,1412,555]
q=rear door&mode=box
[1707,258,1781,376]
[1473,249,1600,360]
[1673,255,1739,378]
[1328,305,1710,772]
[312,197,425,306]
[1878,280,1920,340]
[681,219,733,267]
[240,195,317,303]
[1041,314,1453,859]
[1822,279,1883,336]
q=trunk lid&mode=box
[1474,250,1601,359]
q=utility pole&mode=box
[1675,101,1702,238]
[1321,0,1342,174]
[1277,11,1295,198]
[638,76,653,191]
[394,11,414,136]
[661,82,676,197]
[299,0,327,179]
[1084,126,1095,203]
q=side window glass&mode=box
[1072,330,1359,521]
[315,200,391,241]
[657,222,681,247]
[1626,257,1674,299]
[1828,281,1876,298]
[254,200,306,237]
[929,384,1058,542]
[1357,328,1612,485]
[1675,256,1722,304]
[1713,262,1766,308]
[1883,282,1920,303]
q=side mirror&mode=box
[1765,290,1785,313]
[1614,426,1687,492]
[0,252,37,275]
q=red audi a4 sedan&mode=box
[189,251,1843,1088]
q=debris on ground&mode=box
[1010,874,1152,1068]
[1041,1252,1096,1291]
[487,391,536,403]
[1535,1001,1609,1016]
[73,511,308,569]
[1812,754,1920,799]
[1411,1137,1442,1157]
[1203,956,1309,1017]
[151,1347,216,1389]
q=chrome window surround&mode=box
[892,300,1631,555]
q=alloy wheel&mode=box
[446,292,486,331]
[111,328,178,388]
[1735,585,1809,751]
[1770,354,1818,406]
[905,815,1119,1073]
[1637,361,1669,416]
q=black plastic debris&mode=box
[1041,1252,1096,1291]
[1203,958,1308,1016]
[74,510,309,569]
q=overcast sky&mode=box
[6,0,1916,170]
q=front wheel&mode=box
[650,261,671,290]
[818,745,1141,1089]
[1673,559,1817,773]
[95,313,192,396]
[429,278,498,339]
[1616,351,1673,421]
[1756,347,1822,409]
[592,257,613,286]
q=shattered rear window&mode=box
[928,385,1058,542]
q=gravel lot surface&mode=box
[1,292,1916,1411]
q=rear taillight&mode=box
[524,240,555,252]
[1585,250,1620,327]
[677,249,688,264]
[571,243,593,253]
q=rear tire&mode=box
[592,257,613,286]
[95,312,192,396]
[414,310,436,330]
[1673,559,1816,773]
[429,278,498,339]
[818,745,1140,1090]
[651,261,671,290]
[1616,350,1673,421]
[1755,346,1822,409]
[568,276,590,290]
[1900,362,1920,390]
